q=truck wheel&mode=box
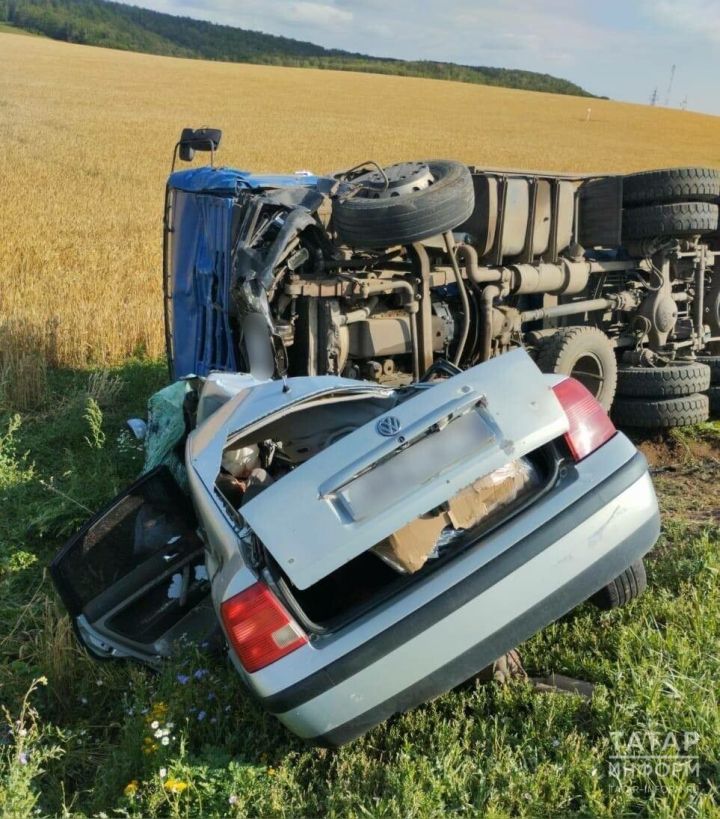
[332,160,475,248]
[705,275,720,352]
[623,202,719,241]
[708,386,720,417]
[697,355,720,384]
[623,167,720,207]
[616,361,711,398]
[536,327,617,411]
[612,394,709,428]
[590,559,647,610]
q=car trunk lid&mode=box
[241,349,567,590]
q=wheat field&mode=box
[2,30,720,403]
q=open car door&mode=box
[50,467,217,664]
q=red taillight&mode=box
[220,582,307,673]
[551,377,616,462]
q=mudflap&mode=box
[50,466,218,665]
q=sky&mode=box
[117,0,720,115]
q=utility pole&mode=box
[681,96,688,111]
[664,64,676,107]
[650,87,658,106]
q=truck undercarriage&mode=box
[164,129,720,427]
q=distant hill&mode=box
[0,0,596,97]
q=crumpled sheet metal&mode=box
[231,186,334,324]
[167,167,341,377]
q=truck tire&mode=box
[697,355,720,384]
[623,202,719,241]
[612,394,709,428]
[536,326,617,411]
[709,386,720,416]
[332,160,475,248]
[705,275,720,352]
[590,559,647,610]
[616,361,711,398]
[623,167,720,207]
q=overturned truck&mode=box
[164,128,720,427]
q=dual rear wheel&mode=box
[613,361,711,428]
[622,167,720,241]
[698,355,720,417]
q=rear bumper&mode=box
[246,441,659,745]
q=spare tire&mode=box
[616,361,711,398]
[332,160,474,248]
[612,393,709,428]
[623,167,720,207]
[623,202,719,241]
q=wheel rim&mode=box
[357,162,434,199]
[570,352,605,398]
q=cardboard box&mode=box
[373,459,536,574]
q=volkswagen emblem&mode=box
[376,415,402,437]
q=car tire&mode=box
[622,202,719,241]
[590,559,647,610]
[612,393,709,428]
[623,167,720,207]
[536,326,617,411]
[709,386,720,417]
[332,160,475,248]
[616,361,711,398]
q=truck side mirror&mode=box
[173,128,223,170]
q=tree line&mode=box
[0,0,595,98]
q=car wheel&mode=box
[612,393,709,428]
[616,361,711,398]
[332,160,475,248]
[623,167,720,207]
[536,326,617,411]
[622,202,719,241]
[590,559,647,610]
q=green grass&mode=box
[0,365,718,817]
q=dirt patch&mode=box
[630,430,720,470]
[622,426,720,526]
[653,464,720,525]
